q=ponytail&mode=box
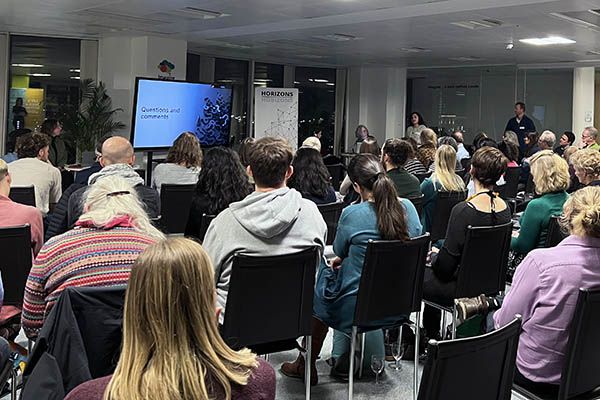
[372,173,409,241]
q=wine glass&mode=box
[390,328,405,370]
[371,355,384,384]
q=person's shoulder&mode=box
[237,358,275,400]
[64,375,112,400]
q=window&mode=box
[254,62,284,88]
[214,58,249,141]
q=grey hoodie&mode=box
[202,187,327,320]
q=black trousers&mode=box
[422,268,456,339]
[514,368,559,397]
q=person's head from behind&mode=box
[582,126,598,147]
[238,137,256,168]
[498,140,519,163]
[301,136,322,152]
[166,132,202,168]
[105,237,257,400]
[570,148,600,185]
[196,147,253,214]
[359,137,380,156]
[438,136,458,151]
[420,129,437,147]
[451,130,464,144]
[403,137,419,157]
[538,130,556,151]
[79,176,163,239]
[410,112,425,127]
[472,132,488,149]
[560,131,575,148]
[514,101,526,118]
[563,146,578,164]
[433,145,465,192]
[477,137,498,150]
[247,137,293,190]
[524,132,539,147]
[561,186,600,238]
[288,148,331,199]
[355,125,369,141]
[17,132,50,161]
[382,138,412,169]
[503,131,519,147]
[347,154,408,241]
[470,147,508,189]
[40,119,62,137]
[100,136,135,167]
[529,150,570,195]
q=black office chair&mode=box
[348,235,431,400]
[424,221,513,339]
[9,186,36,208]
[0,225,32,306]
[197,213,216,242]
[415,172,432,183]
[326,164,345,191]
[221,247,319,400]
[417,316,522,400]
[525,173,536,196]
[496,167,521,200]
[429,191,467,242]
[460,158,471,172]
[159,184,196,234]
[513,288,600,400]
[408,194,425,217]
[545,215,567,248]
[317,202,344,245]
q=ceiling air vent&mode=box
[401,47,431,53]
[451,19,503,30]
[313,33,360,42]
[175,7,228,19]
[448,56,483,62]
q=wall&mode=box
[0,34,8,154]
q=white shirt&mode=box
[8,157,62,215]
[151,163,200,193]
[405,125,426,144]
[456,143,470,162]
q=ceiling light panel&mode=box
[519,36,576,46]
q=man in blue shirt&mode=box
[505,102,536,159]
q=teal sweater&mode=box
[511,191,568,254]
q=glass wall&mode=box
[295,67,336,152]
[6,35,80,154]
[214,58,249,144]
[253,62,284,89]
[408,66,573,144]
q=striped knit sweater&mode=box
[22,226,157,339]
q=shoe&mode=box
[281,353,318,386]
[455,294,489,323]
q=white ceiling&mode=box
[3,0,600,67]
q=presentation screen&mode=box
[131,78,233,150]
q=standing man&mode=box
[581,127,600,150]
[505,102,536,159]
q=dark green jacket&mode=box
[48,135,68,168]
[387,167,421,198]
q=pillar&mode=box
[572,67,595,143]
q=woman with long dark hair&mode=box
[288,148,336,204]
[281,154,422,384]
[185,147,253,238]
[405,111,427,144]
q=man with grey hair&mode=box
[538,130,556,151]
[581,127,600,151]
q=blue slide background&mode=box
[132,79,232,148]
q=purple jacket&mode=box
[494,235,600,384]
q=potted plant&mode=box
[62,79,125,163]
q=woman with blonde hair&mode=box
[570,148,600,187]
[65,237,275,400]
[417,128,438,169]
[509,150,569,271]
[151,132,202,192]
[22,176,164,340]
[420,144,466,232]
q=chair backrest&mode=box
[525,173,535,196]
[429,191,467,242]
[415,171,432,183]
[558,288,600,399]
[326,163,345,191]
[545,215,567,248]
[9,185,36,207]
[0,224,32,305]
[159,184,196,234]
[353,235,431,329]
[317,202,344,246]
[496,167,521,200]
[408,194,425,217]
[417,317,521,400]
[460,157,471,172]
[456,221,513,298]
[222,247,319,350]
[197,213,216,242]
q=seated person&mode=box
[340,137,381,196]
[570,148,600,187]
[74,134,112,185]
[416,129,437,169]
[2,128,31,163]
[451,131,470,163]
[67,136,160,228]
[8,132,62,216]
[151,132,202,193]
[40,119,68,168]
[202,137,327,323]
[456,187,600,395]
[65,238,276,400]
[422,147,511,340]
[428,136,463,173]
[288,147,337,204]
[510,151,569,267]
[281,154,422,385]
[185,147,253,238]
[554,131,575,157]
[381,138,421,198]
[420,145,466,233]
[403,138,428,175]
[22,176,164,340]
